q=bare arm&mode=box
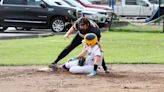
[87,55,101,77]
[64,17,82,39]
[76,49,87,59]
[64,26,76,39]
[94,55,101,65]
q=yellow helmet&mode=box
[83,33,98,46]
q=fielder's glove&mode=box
[87,70,97,77]
[78,57,85,66]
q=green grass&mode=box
[110,24,163,33]
[0,25,164,65]
[108,25,164,64]
[0,35,82,65]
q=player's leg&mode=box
[102,57,109,73]
[69,65,94,74]
[64,60,79,69]
[49,34,82,68]
[53,34,82,64]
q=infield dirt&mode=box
[0,64,164,92]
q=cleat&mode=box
[49,63,58,71]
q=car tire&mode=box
[51,17,65,32]
[0,26,8,32]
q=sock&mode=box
[94,64,98,71]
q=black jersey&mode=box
[73,17,101,41]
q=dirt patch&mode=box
[0,64,164,92]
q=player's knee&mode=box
[65,62,71,69]
[65,60,78,69]
[69,67,80,74]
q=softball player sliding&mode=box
[63,33,103,77]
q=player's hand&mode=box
[87,70,97,77]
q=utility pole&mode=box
[109,0,114,11]
[163,17,164,33]
[108,0,115,31]
[158,0,163,32]
[158,0,161,25]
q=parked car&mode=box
[63,0,113,26]
[0,0,78,32]
[47,0,113,28]
[76,0,112,10]
[108,0,158,17]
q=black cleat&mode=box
[49,63,58,71]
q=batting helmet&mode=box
[83,33,98,46]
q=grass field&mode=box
[0,25,164,65]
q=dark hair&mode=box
[79,17,90,25]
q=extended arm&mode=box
[75,49,87,59]
[87,55,101,77]
[64,26,76,39]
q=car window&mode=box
[138,0,148,6]
[125,0,137,5]
[63,0,75,7]
[27,0,40,6]
[115,0,121,5]
[54,2,62,5]
[149,0,158,4]
[161,0,164,7]
[3,0,26,5]
[54,1,70,6]
[43,0,70,7]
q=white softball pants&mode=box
[65,60,94,74]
